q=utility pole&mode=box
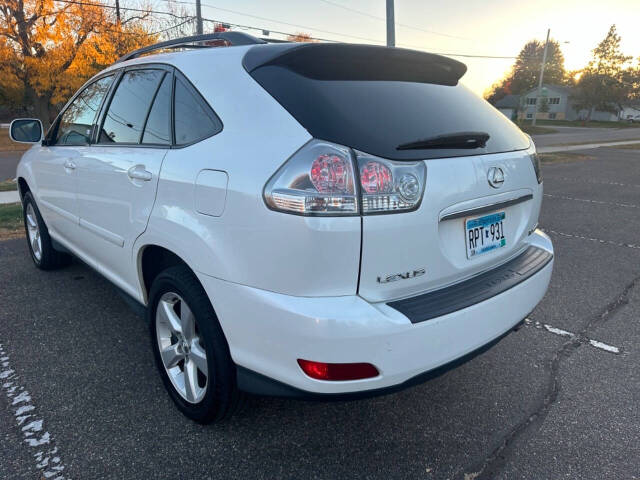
[532,28,550,126]
[115,0,120,23]
[386,0,395,47]
[195,0,203,35]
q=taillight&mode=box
[297,359,379,381]
[530,153,542,184]
[263,140,358,215]
[264,140,426,216]
[356,151,426,214]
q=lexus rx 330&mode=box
[10,34,553,423]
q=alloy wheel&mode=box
[155,292,209,404]
[25,203,42,261]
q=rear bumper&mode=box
[197,230,553,396]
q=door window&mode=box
[174,76,221,145]
[53,75,114,146]
[100,69,164,144]
[142,74,172,145]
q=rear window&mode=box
[248,50,530,161]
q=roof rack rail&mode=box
[116,32,268,63]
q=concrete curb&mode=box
[538,140,640,153]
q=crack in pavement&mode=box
[465,274,640,480]
[523,318,622,355]
[543,193,640,209]
[544,229,640,250]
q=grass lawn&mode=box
[0,127,30,152]
[0,179,17,191]
[539,152,594,164]
[518,120,640,129]
[0,202,24,240]
[519,125,558,135]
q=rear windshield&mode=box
[249,66,530,161]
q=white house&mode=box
[619,104,640,122]
[518,84,626,122]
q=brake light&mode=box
[263,140,358,215]
[360,161,393,194]
[356,151,426,214]
[297,359,379,381]
[310,154,352,193]
[264,140,426,216]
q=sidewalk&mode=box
[0,191,19,204]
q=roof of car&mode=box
[103,43,257,73]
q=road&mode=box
[1,147,639,479]
[0,151,23,181]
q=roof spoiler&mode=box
[116,32,268,64]
[243,43,467,86]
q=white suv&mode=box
[10,33,553,423]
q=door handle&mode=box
[127,165,153,182]
[64,160,76,170]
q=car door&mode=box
[74,66,172,292]
[31,74,115,244]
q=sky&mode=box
[185,0,640,95]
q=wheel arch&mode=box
[138,244,197,305]
[17,177,30,201]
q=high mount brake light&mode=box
[264,140,426,216]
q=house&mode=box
[518,84,622,122]
[494,94,521,121]
[519,84,574,120]
[619,104,640,122]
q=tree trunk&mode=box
[25,86,53,129]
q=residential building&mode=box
[517,84,621,122]
[494,94,521,120]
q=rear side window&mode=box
[142,74,172,145]
[54,75,114,146]
[248,45,530,161]
[100,69,164,144]
[174,76,221,145]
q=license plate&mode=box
[465,211,506,258]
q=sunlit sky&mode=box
[191,0,640,94]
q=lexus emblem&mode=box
[487,167,505,188]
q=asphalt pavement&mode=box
[0,147,639,479]
[0,151,23,181]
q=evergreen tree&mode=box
[571,25,633,119]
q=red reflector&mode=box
[297,359,379,381]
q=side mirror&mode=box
[9,118,43,144]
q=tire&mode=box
[22,192,72,270]
[148,265,242,423]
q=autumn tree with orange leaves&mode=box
[286,32,317,43]
[0,0,157,125]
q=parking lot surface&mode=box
[1,147,639,479]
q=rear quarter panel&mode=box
[135,48,362,299]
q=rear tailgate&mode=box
[245,43,540,302]
[359,148,541,303]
